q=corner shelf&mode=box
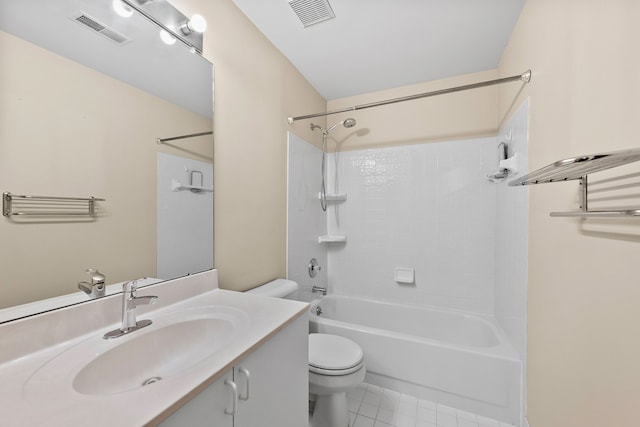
[171,179,213,193]
[318,193,347,202]
[509,148,640,218]
[318,235,347,243]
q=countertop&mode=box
[0,271,309,426]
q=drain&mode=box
[142,376,162,386]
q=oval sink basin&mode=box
[74,317,233,395]
[24,306,249,399]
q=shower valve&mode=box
[308,258,321,278]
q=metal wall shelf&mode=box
[509,148,640,186]
[508,148,640,218]
[3,192,105,217]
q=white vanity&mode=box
[0,270,309,426]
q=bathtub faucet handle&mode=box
[312,285,327,296]
[309,258,322,278]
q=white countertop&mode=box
[0,271,308,426]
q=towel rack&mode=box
[3,192,106,217]
[509,148,640,218]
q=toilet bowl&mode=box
[246,280,366,427]
[309,333,365,427]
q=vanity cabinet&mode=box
[159,313,308,427]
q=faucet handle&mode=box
[85,268,105,285]
[123,279,139,294]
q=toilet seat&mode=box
[309,333,364,376]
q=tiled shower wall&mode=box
[287,132,328,302]
[494,100,529,360]
[288,100,528,337]
[326,137,499,314]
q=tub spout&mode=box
[312,286,327,296]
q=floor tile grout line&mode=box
[346,383,516,427]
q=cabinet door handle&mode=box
[238,368,251,401]
[224,379,238,416]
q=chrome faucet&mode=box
[312,286,327,296]
[103,279,158,339]
[78,268,106,298]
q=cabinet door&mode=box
[159,370,234,427]
[234,314,308,427]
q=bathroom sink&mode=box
[24,306,249,398]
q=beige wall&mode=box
[326,70,499,150]
[174,0,326,290]
[0,31,212,308]
[498,0,640,426]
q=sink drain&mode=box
[142,376,162,386]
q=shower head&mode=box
[343,118,356,128]
[325,117,357,133]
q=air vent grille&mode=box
[69,12,132,46]
[75,14,105,32]
[289,0,336,28]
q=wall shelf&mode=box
[509,148,640,218]
[3,192,105,218]
[318,193,347,202]
[318,235,347,243]
[171,179,213,193]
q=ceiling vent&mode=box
[288,0,336,28]
[69,12,131,46]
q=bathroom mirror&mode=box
[0,0,214,322]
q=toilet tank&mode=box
[245,278,298,298]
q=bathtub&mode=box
[309,295,522,425]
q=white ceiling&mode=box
[231,0,526,100]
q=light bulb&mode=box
[180,14,207,35]
[112,0,133,18]
[188,14,207,33]
[160,29,177,45]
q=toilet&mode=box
[308,333,365,427]
[247,279,366,427]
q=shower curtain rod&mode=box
[156,131,213,144]
[287,70,531,124]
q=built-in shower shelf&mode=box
[509,147,640,218]
[318,235,347,243]
[171,179,213,193]
[318,193,347,202]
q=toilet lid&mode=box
[308,333,364,371]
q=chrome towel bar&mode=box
[509,148,640,186]
[509,148,640,218]
[3,192,106,217]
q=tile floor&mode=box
[345,383,516,427]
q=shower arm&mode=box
[288,70,532,123]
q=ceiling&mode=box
[231,0,526,100]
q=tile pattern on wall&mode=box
[327,137,498,314]
[493,99,529,361]
[287,132,328,301]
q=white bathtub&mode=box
[309,295,522,425]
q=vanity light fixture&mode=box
[117,0,206,54]
[112,0,133,18]
[179,14,207,35]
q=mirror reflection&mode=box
[0,0,214,321]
